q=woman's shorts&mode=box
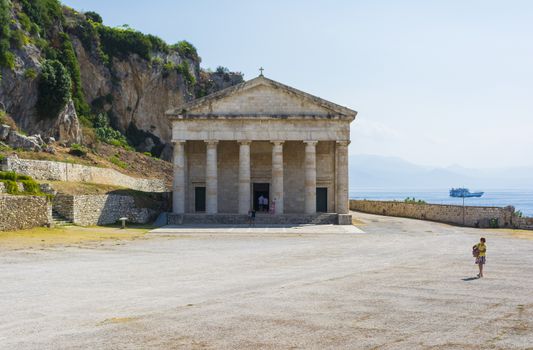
[475,256,486,265]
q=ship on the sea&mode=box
[449,188,484,198]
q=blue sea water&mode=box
[350,189,533,217]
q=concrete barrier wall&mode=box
[349,200,520,228]
[0,195,52,231]
[3,157,167,192]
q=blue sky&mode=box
[62,0,533,168]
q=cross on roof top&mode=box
[259,67,264,76]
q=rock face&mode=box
[7,132,42,151]
[0,1,243,158]
[72,39,243,156]
[55,100,82,145]
[0,125,10,140]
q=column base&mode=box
[337,214,352,225]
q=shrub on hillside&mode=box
[173,40,199,61]
[69,143,87,157]
[98,25,153,61]
[58,34,89,115]
[109,155,127,169]
[36,60,72,119]
[177,61,196,86]
[0,0,15,69]
[0,171,41,195]
[84,11,103,24]
[24,68,37,79]
[19,0,63,38]
[95,126,132,150]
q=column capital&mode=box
[172,140,186,145]
[304,140,318,147]
[205,140,219,146]
[237,140,252,145]
[271,140,285,146]
[336,140,351,147]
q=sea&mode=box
[350,189,533,217]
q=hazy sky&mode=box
[62,0,533,168]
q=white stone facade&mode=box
[167,76,356,217]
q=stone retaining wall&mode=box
[0,195,52,231]
[53,194,168,226]
[3,157,167,192]
[349,200,532,229]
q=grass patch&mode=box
[109,155,127,169]
[0,171,43,195]
[0,225,151,250]
[46,181,126,195]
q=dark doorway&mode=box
[253,183,270,212]
[195,187,206,212]
[316,187,328,212]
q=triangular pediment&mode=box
[167,76,357,118]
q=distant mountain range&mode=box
[349,154,533,189]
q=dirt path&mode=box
[1,213,532,349]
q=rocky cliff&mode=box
[0,0,243,158]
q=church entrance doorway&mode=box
[253,183,270,212]
[316,187,328,212]
[194,187,206,212]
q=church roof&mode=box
[166,75,357,119]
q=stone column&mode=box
[172,140,186,214]
[304,141,318,214]
[238,140,251,214]
[205,140,218,214]
[271,141,284,214]
[336,141,350,214]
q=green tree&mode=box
[0,0,15,69]
[84,11,103,24]
[36,60,72,119]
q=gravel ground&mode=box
[1,213,532,349]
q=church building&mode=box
[166,74,357,224]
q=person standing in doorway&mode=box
[258,195,265,212]
[263,196,269,213]
[473,237,487,278]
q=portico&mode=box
[167,75,357,224]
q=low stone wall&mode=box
[54,193,168,226]
[349,200,518,228]
[514,216,533,230]
[3,157,167,192]
[0,195,52,231]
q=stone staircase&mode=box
[167,213,339,225]
[52,209,73,226]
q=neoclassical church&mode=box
[166,74,356,224]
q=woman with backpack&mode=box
[472,237,487,278]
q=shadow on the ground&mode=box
[462,276,479,281]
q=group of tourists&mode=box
[247,195,276,226]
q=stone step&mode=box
[168,213,340,225]
[51,210,73,225]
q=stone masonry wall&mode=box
[3,157,167,192]
[0,195,52,231]
[53,194,168,226]
[514,216,533,230]
[349,200,517,228]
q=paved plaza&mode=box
[1,213,532,349]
